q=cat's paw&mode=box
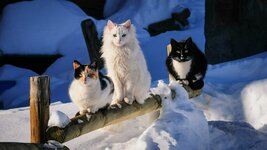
[79,110,88,115]
[182,80,189,85]
[108,103,122,109]
[108,105,116,110]
[177,80,184,85]
[136,99,145,104]
[136,93,149,104]
[177,80,189,86]
[195,73,203,80]
[87,107,97,114]
[124,97,134,104]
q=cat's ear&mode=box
[107,20,115,30]
[89,61,99,79]
[170,38,177,46]
[90,61,98,71]
[185,37,192,48]
[186,37,192,44]
[73,60,81,70]
[123,19,131,29]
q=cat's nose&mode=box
[83,78,87,84]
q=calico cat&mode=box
[166,37,207,90]
[69,60,114,114]
[101,19,151,105]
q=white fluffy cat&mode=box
[69,60,114,114]
[101,19,151,105]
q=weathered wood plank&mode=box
[30,76,50,143]
[0,142,69,150]
[46,94,162,143]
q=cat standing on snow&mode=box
[69,60,114,114]
[166,37,207,90]
[101,19,151,105]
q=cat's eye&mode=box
[113,34,117,37]
[122,34,126,37]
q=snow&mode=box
[241,79,267,132]
[209,121,267,149]
[107,0,180,28]
[1,0,267,149]
[48,110,70,128]
[44,140,66,149]
[134,81,209,150]
[0,0,88,55]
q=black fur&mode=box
[81,19,104,70]
[73,60,86,80]
[166,37,208,90]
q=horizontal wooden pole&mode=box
[0,142,69,150]
[46,94,162,143]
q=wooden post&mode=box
[30,76,50,143]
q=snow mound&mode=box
[114,80,209,150]
[48,110,70,128]
[0,65,38,108]
[0,0,88,55]
[241,79,267,133]
[209,121,267,149]
[107,0,181,28]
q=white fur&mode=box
[172,59,192,79]
[69,77,113,114]
[101,20,151,104]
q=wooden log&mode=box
[0,142,69,150]
[167,44,202,98]
[46,94,162,143]
[30,76,50,143]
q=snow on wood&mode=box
[48,111,71,128]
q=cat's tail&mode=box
[81,19,104,70]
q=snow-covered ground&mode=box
[1,0,267,149]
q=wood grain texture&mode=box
[30,76,50,143]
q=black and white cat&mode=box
[166,37,207,90]
[69,60,114,114]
